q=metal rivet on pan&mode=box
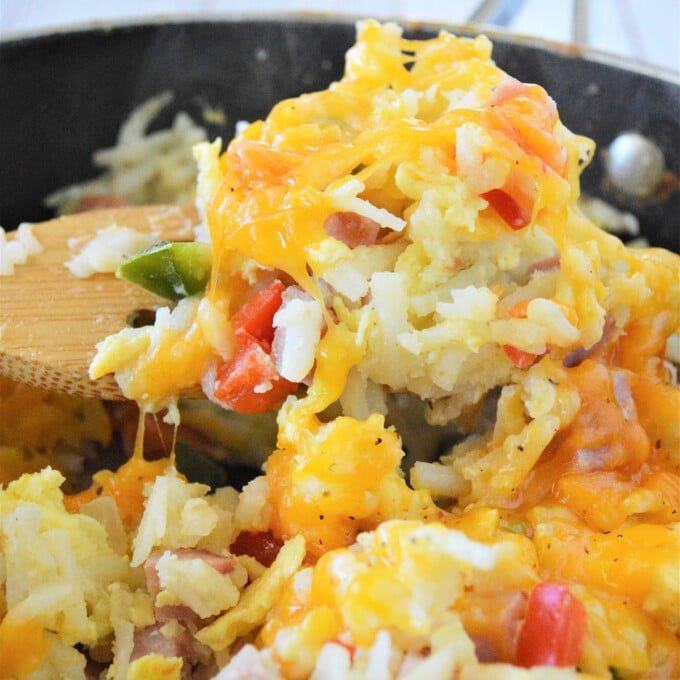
[604,131,666,199]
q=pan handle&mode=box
[572,0,591,46]
[466,0,528,27]
[467,0,592,48]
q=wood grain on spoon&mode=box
[0,205,202,400]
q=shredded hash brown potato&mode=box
[1,20,679,680]
[43,91,207,216]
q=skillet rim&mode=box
[1,10,679,83]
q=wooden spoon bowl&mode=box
[0,205,201,400]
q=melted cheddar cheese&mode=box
[79,19,680,679]
[0,617,50,678]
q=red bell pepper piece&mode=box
[213,340,297,415]
[482,188,533,230]
[516,582,588,668]
[503,344,542,369]
[231,280,286,347]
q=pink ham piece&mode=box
[144,548,238,598]
[144,548,239,624]
[73,194,129,212]
[470,591,528,663]
[612,370,637,423]
[563,317,616,368]
[130,624,205,679]
[484,75,530,107]
[527,255,560,276]
[324,211,381,248]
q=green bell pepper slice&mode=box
[116,240,212,302]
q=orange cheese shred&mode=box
[0,617,50,679]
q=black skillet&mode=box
[1,16,678,249]
[1,16,678,485]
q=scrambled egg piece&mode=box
[0,468,131,676]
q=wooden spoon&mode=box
[0,205,202,400]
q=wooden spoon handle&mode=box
[0,205,203,400]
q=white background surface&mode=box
[1,0,679,73]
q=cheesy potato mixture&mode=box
[1,20,679,680]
